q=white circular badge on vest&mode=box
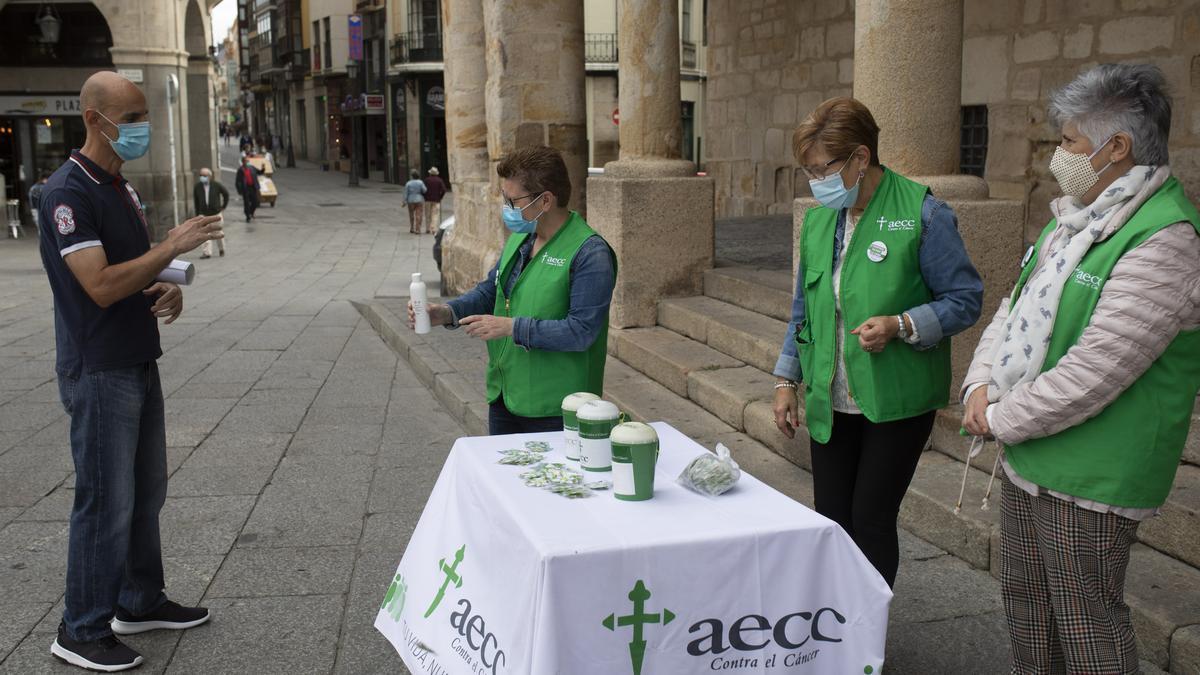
[867,240,888,263]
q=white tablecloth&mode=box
[376,422,891,675]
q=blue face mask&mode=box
[501,194,546,234]
[97,111,151,161]
[808,156,863,211]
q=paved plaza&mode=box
[0,147,1168,675]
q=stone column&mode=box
[482,0,587,208]
[604,0,691,177]
[438,0,497,295]
[442,0,488,186]
[588,0,714,328]
[441,0,588,295]
[853,0,962,177]
[110,46,194,242]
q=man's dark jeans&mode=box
[58,362,167,641]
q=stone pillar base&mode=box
[441,181,505,297]
[793,192,1024,392]
[588,175,715,328]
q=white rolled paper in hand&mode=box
[156,259,196,285]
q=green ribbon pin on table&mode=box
[610,422,659,501]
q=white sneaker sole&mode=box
[51,639,144,672]
[110,612,210,635]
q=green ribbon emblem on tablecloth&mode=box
[603,579,675,675]
[424,544,466,618]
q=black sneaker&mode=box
[110,600,210,635]
[51,623,144,672]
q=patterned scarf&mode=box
[988,165,1156,401]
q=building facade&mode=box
[0,0,220,237]
[705,0,1200,243]
[238,0,708,187]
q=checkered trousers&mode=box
[999,476,1141,675]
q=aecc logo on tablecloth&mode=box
[601,578,869,674]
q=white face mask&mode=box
[1048,136,1113,197]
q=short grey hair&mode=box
[1047,63,1172,166]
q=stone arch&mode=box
[184,0,216,174]
[0,1,114,68]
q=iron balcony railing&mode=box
[390,30,443,64]
[585,33,617,63]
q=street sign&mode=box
[117,68,143,83]
[348,14,363,61]
[612,108,620,125]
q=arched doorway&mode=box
[0,2,113,218]
[184,0,216,175]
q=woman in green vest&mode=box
[961,64,1200,674]
[772,97,983,588]
[410,146,617,435]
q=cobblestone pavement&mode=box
[0,145,446,673]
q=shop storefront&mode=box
[0,94,86,221]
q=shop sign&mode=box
[348,14,364,61]
[0,94,81,116]
[363,94,385,111]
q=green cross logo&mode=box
[380,573,407,621]
[602,579,675,675]
[423,544,466,618]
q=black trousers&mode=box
[488,395,563,436]
[810,410,935,587]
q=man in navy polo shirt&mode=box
[39,71,224,672]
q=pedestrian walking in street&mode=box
[235,156,260,222]
[28,171,49,229]
[423,166,446,234]
[193,167,229,258]
[962,63,1200,675]
[37,71,223,673]
[409,146,617,435]
[405,169,426,234]
[772,96,983,588]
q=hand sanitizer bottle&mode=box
[410,272,431,334]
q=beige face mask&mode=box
[1048,135,1113,197]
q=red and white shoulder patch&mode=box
[54,204,76,235]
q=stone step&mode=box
[609,327,742,397]
[927,403,1200,571]
[1185,410,1200,466]
[658,295,787,374]
[1126,543,1200,669]
[702,266,795,323]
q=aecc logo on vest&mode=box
[1072,268,1102,290]
[876,216,916,232]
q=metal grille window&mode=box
[585,33,617,63]
[960,105,988,177]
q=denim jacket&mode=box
[774,194,983,381]
[447,235,615,352]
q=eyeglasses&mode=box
[801,155,850,181]
[502,192,544,209]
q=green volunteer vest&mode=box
[796,168,952,444]
[1004,177,1200,508]
[485,212,616,418]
